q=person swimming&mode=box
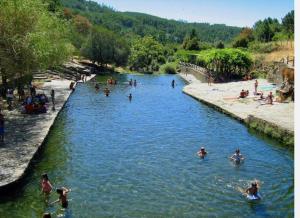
[129,79,133,86]
[43,213,51,218]
[104,88,110,97]
[245,181,261,199]
[128,93,132,101]
[197,147,207,158]
[230,149,244,164]
[133,80,137,87]
[41,173,53,195]
[51,187,71,209]
[95,83,100,90]
[171,79,175,88]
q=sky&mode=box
[95,0,294,27]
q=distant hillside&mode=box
[61,0,241,44]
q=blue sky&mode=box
[95,0,294,27]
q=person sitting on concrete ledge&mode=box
[239,90,246,98]
[260,92,265,100]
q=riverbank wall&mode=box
[179,73,294,147]
[0,73,95,192]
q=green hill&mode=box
[61,0,241,44]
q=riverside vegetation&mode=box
[0,0,294,85]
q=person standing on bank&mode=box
[0,110,4,142]
[51,89,55,110]
[254,80,258,95]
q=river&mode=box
[0,74,293,217]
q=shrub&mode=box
[248,41,278,53]
[163,64,177,74]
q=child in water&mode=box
[230,149,244,163]
[41,173,53,194]
[51,187,71,209]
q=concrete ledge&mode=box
[0,74,95,192]
[179,73,294,147]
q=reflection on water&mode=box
[0,74,293,218]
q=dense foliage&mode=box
[282,10,294,39]
[196,49,253,81]
[129,37,166,72]
[81,27,130,66]
[60,0,242,44]
[0,0,73,84]
[232,28,254,48]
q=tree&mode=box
[282,10,294,39]
[182,29,200,50]
[81,27,129,66]
[232,28,254,48]
[216,41,225,49]
[44,0,62,13]
[0,0,73,86]
[129,36,165,72]
[253,18,281,42]
[196,48,253,81]
[73,15,92,35]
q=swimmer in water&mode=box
[104,87,110,97]
[95,83,100,90]
[41,173,53,195]
[51,187,71,209]
[129,79,133,86]
[230,149,244,164]
[197,147,207,158]
[245,180,261,199]
[128,93,132,101]
[43,213,51,218]
[133,80,137,87]
[171,79,175,88]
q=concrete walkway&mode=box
[180,73,294,145]
[0,75,95,189]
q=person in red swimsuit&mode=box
[41,173,53,195]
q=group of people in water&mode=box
[94,77,136,101]
[41,173,71,218]
[197,146,260,200]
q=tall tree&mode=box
[253,18,280,42]
[233,28,254,48]
[0,0,73,85]
[282,10,294,39]
[81,26,129,66]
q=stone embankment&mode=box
[0,62,95,191]
[180,73,294,147]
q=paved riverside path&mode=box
[0,75,95,189]
[180,73,294,134]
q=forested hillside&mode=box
[61,0,241,44]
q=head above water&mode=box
[236,149,240,154]
[43,213,51,218]
[251,183,257,187]
[56,188,63,195]
[42,173,49,180]
[201,147,205,151]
